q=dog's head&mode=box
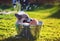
[15,11,29,20]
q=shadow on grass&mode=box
[39,4,54,10]
[0,5,13,11]
[1,36,34,41]
[47,9,60,19]
[0,4,54,11]
[1,26,36,41]
[27,4,54,11]
[1,25,42,41]
[1,33,35,41]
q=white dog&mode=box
[15,11,43,38]
[15,11,42,26]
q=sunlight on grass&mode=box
[0,6,60,41]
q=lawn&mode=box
[0,5,60,41]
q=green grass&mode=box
[0,5,60,41]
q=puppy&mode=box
[15,11,31,25]
[15,11,31,34]
[15,11,43,35]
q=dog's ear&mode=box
[15,13,22,18]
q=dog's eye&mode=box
[15,14,18,16]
